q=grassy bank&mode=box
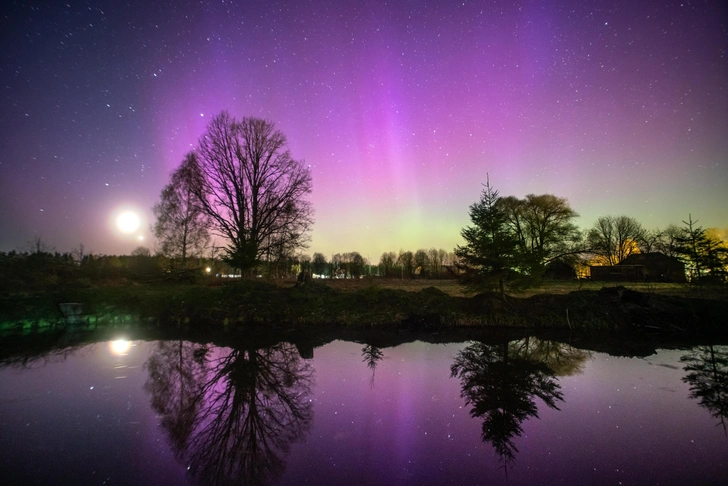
[1,277,726,335]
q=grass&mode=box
[275,277,725,300]
[315,277,466,296]
[1,275,726,335]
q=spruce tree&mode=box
[455,177,519,298]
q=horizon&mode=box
[1,0,727,257]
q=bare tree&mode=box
[379,252,397,277]
[153,152,211,267]
[190,111,314,272]
[297,253,312,274]
[587,215,646,265]
[312,252,327,277]
[639,228,663,253]
[397,250,415,279]
[414,249,430,278]
[27,235,53,254]
[131,246,151,257]
[348,252,366,278]
[428,248,443,278]
[653,224,683,257]
[499,194,581,275]
[71,243,87,264]
[443,250,457,266]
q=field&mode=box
[293,277,724,300]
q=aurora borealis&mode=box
[1,0,726,258]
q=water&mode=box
[1,335,726,485]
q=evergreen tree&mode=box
[455,177,519,298]
[677,215,728,283]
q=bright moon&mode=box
[116,211,140,233]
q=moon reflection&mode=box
[109,340,132,356]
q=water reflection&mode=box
[361,344,383,387]
[681,345,728,433]
[109,339,132,356]
[512,337,590,376]
[144,341,314,485]
[3,329,728,485]
[450,338,588,467]
[144,341,208,458]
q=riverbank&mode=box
[1,278,726,335]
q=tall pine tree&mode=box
[455,177,519,298]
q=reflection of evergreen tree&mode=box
[361,344,383,387]
[144,341,314,486]
[681,345,728,433]
[451,341,564,467]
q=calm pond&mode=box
[0,333,726,485]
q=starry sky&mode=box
[1,0,726,259]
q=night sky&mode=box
[1,0,726,258]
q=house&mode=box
[590,252,686,282]
[543,260,577,280]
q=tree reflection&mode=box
[361,344,383,387]
[451,340,567,467]
[508,337,591,377]
[144,340,208,456]
[144,341,314,486]
[681,345,728,433]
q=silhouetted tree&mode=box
[455,177,519,298]
[427,248,444,278]
[681,345,728,433]
[499,194,581,276]
[676,215,728,283]
[653,224,684,257]
[297,253,312,274]
[153,152,211,267]
[586,215,646,265]
[347,252,366,278]
[413,249,430,278]
[144,341,314,486]
[131,246,151,257]
[362,344,384,387]
[189,111,314,273]
[27,235,53,255]
[451,341,564,468]
[397,250,416,279]
[379,252,397,277]
[331,253,345,277]
[71,243,87,264]
[312,252,327,277]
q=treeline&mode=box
[0,243,227,292]
[3,192,726,290]
[455,179,728,294]
[292,249,458,279]
[0,241,459,288]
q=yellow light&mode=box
[109,340,132,356]
[206,267,211,273]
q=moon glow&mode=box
[116,211,140,233]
